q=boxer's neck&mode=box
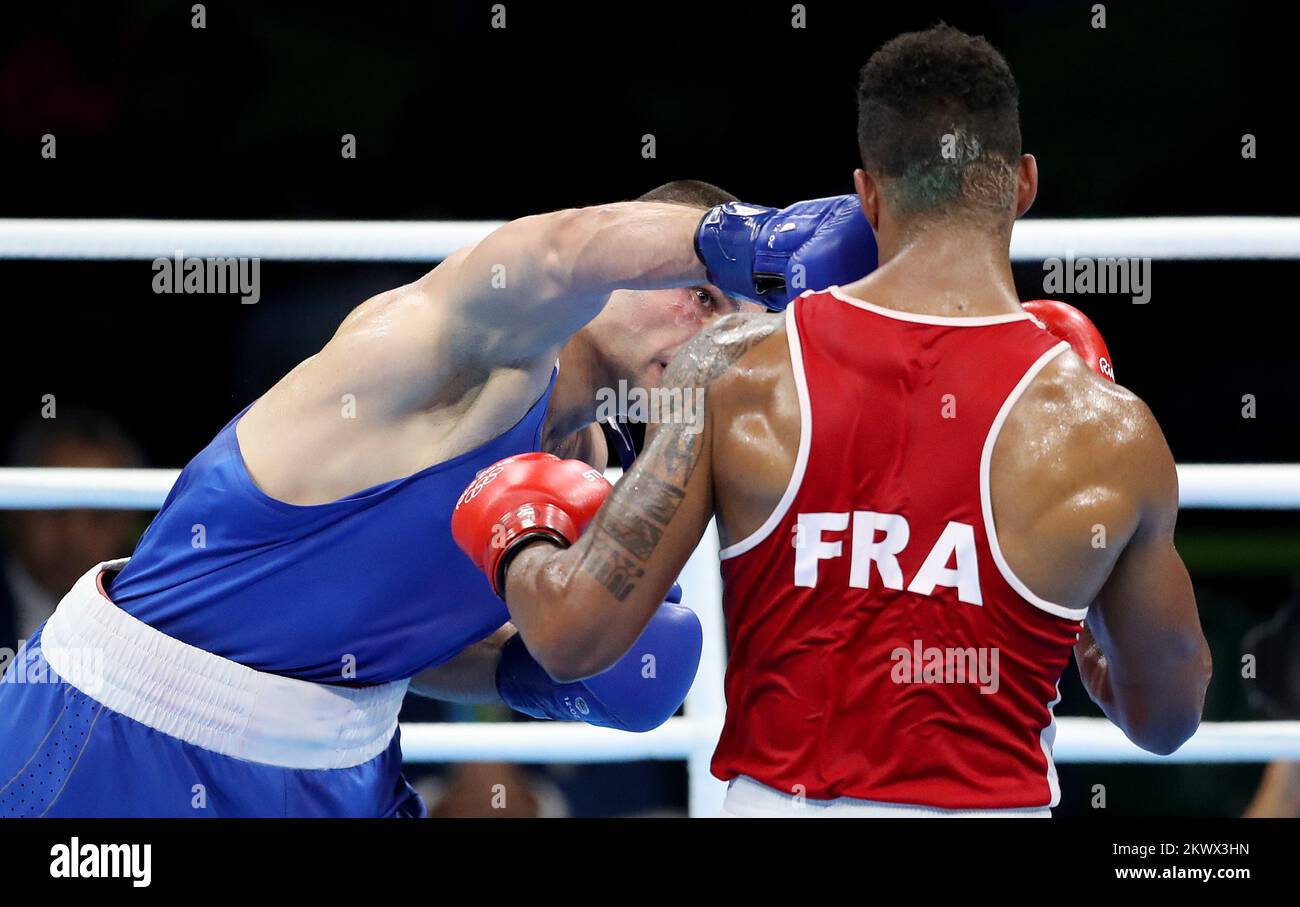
[547,330,607,440]
[846,221,1021,318]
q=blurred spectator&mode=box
[0,410,145,652]
[398,697,568,818]
[1240,580,1300,817]
[1243,762,1300,817]
[425,761,565,818]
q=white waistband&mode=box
[722,776,1051,818]
[40,559,408,770]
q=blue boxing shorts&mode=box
[0,560,425,818]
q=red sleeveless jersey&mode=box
[713,287,1084,809]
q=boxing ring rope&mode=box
[401,717,1300,764]
[4,215,1299,815]
[2,216,1300,261]
[1,464,1298,510]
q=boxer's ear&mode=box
[853,169,881,232]
[1015,154,1038,219]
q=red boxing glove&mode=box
[452,452,612,596]
[1022,299,1116,382]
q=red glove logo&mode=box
[456,462,507,509]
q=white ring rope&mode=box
[2,216,1300,261]
[2,464,1297,509]
[399,717,1300,765]
[0,219,500,262]
[0,467,182,509]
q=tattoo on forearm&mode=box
[632,474,684,524]
[596,474,683,562]
[575,313,781,601]
[602,512,665,560]
[585,538,647,602]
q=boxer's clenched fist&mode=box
[696,195,879,311]
[452,452,612,595]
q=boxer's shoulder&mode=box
[236,280,556,506]
[991,353,1175,602]
[677,312,796,543]
[1003,352,1152,457]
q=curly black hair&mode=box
[857,24,1021,222]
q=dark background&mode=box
[0,0,1296,816]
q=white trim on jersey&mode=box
[718,302,813,561]
[1040,681,1065,808]
[827,286,1039,326]
[978,340,1089,621]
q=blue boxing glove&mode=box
[695,195,879,311]
[495,585,701,733]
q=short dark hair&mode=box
[857,24,1021,223]
[637,180,737,209]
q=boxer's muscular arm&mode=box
[995,359,1210,755]
[503,314,781,682]
[439,203,708,364]
[1075,401,1211,755]
[237,206,692,507]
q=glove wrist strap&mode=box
[488,503,575,596]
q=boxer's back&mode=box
[708,287,1147,809]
